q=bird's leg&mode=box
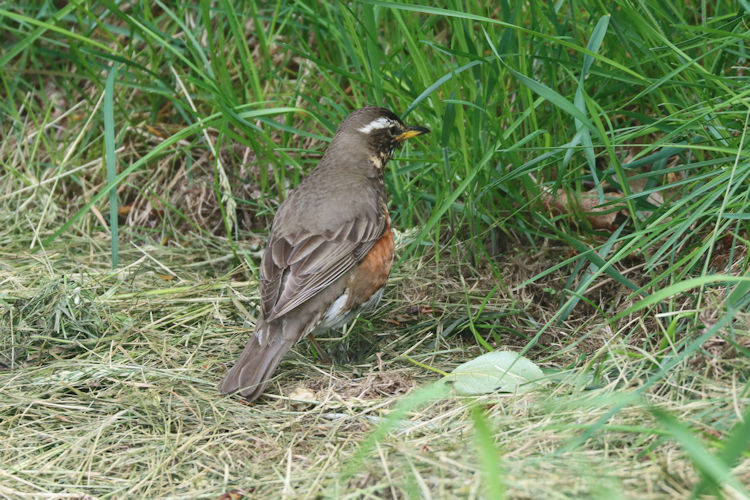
[307,333,332,364]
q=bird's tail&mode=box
[219,322,293,401]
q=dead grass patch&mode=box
[1,221,748,497]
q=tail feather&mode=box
[219,326,294,401]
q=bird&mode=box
[220,106,429,401]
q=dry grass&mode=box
[1,220,748,498]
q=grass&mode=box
[1,0,749,498]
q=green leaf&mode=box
[443,351,545,395]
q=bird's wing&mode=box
[259,213,386,322]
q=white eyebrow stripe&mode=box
[357,116,394,134]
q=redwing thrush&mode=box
[220,106,429,400]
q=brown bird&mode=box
[220,106,429,400]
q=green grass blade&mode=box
[472,407,505,499]
[653,408,749,498]
[0,7,112,54]
[614,275,750,321]
[104,64,119,268]
[0,1,81,66]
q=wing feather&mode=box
[259,214,385,322]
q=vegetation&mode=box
[1,1,748,497]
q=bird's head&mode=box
[331,106,430,168]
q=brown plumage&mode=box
[220,106,429,400]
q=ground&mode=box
[1,225,748,498]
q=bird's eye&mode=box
[389,126,400,136]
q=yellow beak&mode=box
[396,125,430,142]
